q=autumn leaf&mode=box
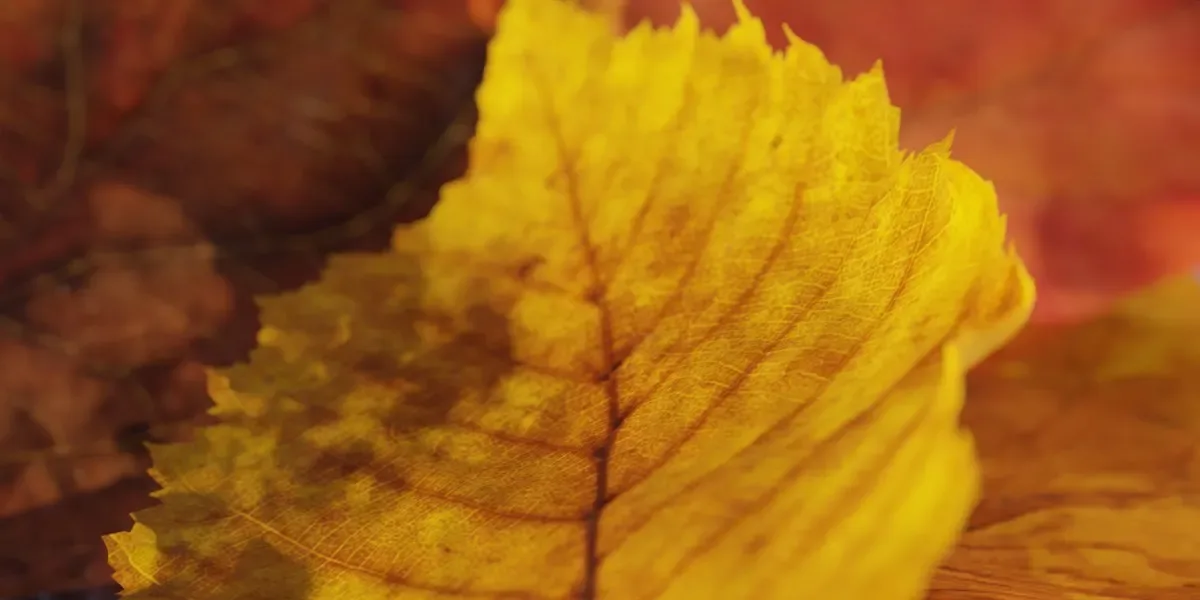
[102,0,1032,598]
[609,0,1200,324]
[929,276,1200,599]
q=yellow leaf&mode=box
[931,277,1200,599]
[103,0,1032,598]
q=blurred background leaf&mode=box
[0,0,486,596]
[932,277,1200,598]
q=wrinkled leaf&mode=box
[930,277,1200,599]
[104,1,1031,598]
